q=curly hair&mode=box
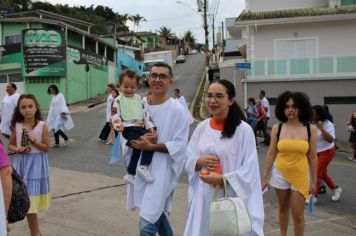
[312,105,327,122]
[275,91,312,125]
[11,94,43,130]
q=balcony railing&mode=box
[246,55,356,79]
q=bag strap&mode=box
[212,176,227,200]
[277,123,283,143]
[307,122,311,142]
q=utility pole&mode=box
[203,0,209,67]
[221,21,224,55]
[212,14,215,52]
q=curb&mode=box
[189,72,207,122]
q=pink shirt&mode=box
[0,141,11,168]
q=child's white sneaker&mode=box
[136,165,154,183]
[123,174,135,185]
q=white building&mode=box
[220,0,356,142]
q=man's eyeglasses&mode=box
[150,73,169,80]
[204,93,227,102]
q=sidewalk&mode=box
[8,167,356,235]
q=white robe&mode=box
[125,98,190,224]
[106,94,114,122]
[0,93,20,136]
[184,119,264,236]
[46,93,73,131]
[176,96,194,125]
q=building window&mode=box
[9,73,23,82]
[324,96,356,105]
[0,74,7,83]
[5,34,22,45]
[28,77,60,84]
[341,0,356,6]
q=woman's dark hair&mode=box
[275,91,312,125]
[47,84,59,95]
[248,97,256,105]
[213,80,246,138]
[323,105,333,123]
[312,105,327,122]
[350,111,356,127]
[11,94,43,130]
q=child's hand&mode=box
[112,120,123,132]
[17,146,31,153]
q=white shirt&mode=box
[125,98,190,223]
[316,120,335,152]
[184,119,264,236]
[261,97,270,118]
[0,92,20,136]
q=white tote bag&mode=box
[209,177,252,236]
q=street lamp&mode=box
[176,1,197,13]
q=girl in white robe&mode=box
[184,80,264,236]
[0,83,20,137]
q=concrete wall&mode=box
[245,79,356,141]
[248,0,328,11]
[253,20,356,59]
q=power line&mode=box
[146,13,197,21]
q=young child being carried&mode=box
[113,69,155,184]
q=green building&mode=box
[0,10,118,109]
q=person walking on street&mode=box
[125,62,190,236]
[174,88,194,124]
[0,83,20,139]
[245,97,258,141]
[312,105,342,203]
[9,94,51,236]
[184,80,264,236]
[0,141,12,233]
[347,111,356,161]
[46,85,73,147]
[256,100,270,145]
[259,90,271,145]
[98,83,116,143]
[262,91,317,236]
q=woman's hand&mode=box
[309,181,316,196]
[316,121,324,129]
[199,171,223,185]
[197,155,219,171]
[261,178,270,191]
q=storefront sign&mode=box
[67,46,107,70]
[22,29,66,77]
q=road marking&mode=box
[266,216,346,234]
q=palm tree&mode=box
[184,30,196,47]
[131,14,146,32]
[158,26,172,37]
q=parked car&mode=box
[191,49,198,54]
[176,55,185,63]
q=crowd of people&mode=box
[0,61,355,235]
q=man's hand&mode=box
[143,130,157,144]
[130,135,153,151]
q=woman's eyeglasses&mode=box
[204,93,227,102]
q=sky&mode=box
[45,0,245,45]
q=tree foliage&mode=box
[158,26,172,37]
[184,30,196,46]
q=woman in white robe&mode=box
[184,80,264,236]
[0,83,20,138]
[46,85,73,145]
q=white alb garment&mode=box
[184,119,264,236]
[0,92,20,136]
[176,96,194,125]
[46,93,73,131]
[261,97,270,118]
[106,94,114,122]
[125,98,190,224]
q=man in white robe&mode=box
[127,62,189,235]
[0,83,20,138]
[184,119,264,236]
[173,88,194,125]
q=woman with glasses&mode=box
[184,80,264,236]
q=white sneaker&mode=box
[331,187,342,201]
[136,165,154,183]
[123,174,135,185]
